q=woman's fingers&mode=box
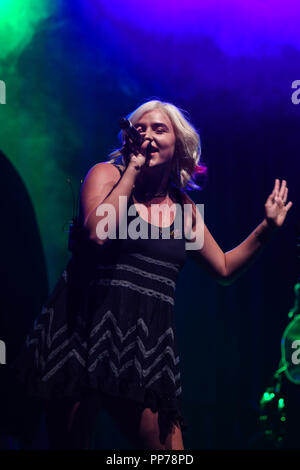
[271,179,289,201]
[274,178,280,194]
[279,179,286,199]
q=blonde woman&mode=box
[12,100,292,450]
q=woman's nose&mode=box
[142,127,153,141]
[144,134,153,142]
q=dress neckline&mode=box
[130,193,177,230]
[111,161,181,231]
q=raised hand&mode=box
[264,179,293,228]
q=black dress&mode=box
[11,162,188,446]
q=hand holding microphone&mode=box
[119,118,152,171]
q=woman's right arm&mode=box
[80,162,140,245]
[80,134,151,245]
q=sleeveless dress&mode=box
[10,161,188,446]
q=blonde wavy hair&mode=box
[107,99,206,191]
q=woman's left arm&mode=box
[186,179,293,285]
[223,179,292,284]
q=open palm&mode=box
[265,179,293,228]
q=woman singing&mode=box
[11,100,292,450]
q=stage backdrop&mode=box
[0,0,299,449]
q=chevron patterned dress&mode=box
[11,162,188,445]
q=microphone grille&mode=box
[119,117,130,130]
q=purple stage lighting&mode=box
[88,0,300,55]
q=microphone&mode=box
[119,118,144,147]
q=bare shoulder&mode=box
[83,162,122,183]
[182,191,195,206]
[79,162,123,227]
[181,191,199,225]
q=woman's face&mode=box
[134,108,176,167]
